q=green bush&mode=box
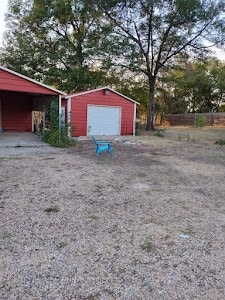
[194,115,206,128]
[154,128,165,137]
[215,139,225,145]
[43,126,76,147]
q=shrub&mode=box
[215,139,225,145]
[194,115,206,128]
[154,128,165,137]
[43,125,76,147]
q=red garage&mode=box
[0,66,65,132]
[63,87,139,137]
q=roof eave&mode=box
[63,86,140,105]
[0,66,66,96]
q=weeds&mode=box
[0,231,11,239]
[57,242,68,249]
[194,115,206,128]
[154,128,165,137]
[44,205,60,213]
[43,125,76,148]
[140,237,155,252]
[215,139,225,145]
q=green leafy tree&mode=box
[166,59,225,113]
[99,0,225,130]
[0,0,112,92]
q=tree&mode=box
[0,0,112,92]
[166,59,225,113]
[99,0,225,130]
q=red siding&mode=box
[0,69,59,95]
[70,90,135,136]
[1,92,33,132]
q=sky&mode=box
[0,0,224,60]
[0,0,8,47]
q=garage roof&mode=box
[64,87,140,105]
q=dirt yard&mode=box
[0,127,225,299]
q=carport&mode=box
[0,66,66,133]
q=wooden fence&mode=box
[167,113,225,126]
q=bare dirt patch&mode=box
[0,127,225,299]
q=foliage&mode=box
[194,115,206,128]
[215,139,225,145]
[44,205,60,213]
[164,59,225,114]
[154,128,165,138]
[0,0,112,92]
[43,126,76,147]
[218,104,225,112]
[98,0,225,130]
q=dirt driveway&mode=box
[1,128,225,299]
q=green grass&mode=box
[44,205,60,213]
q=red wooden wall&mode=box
[69,90,135,136]
[0,69,58,95]
[1,92,33,132]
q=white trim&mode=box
[0,66,66,95]
[133,103,137,136]
[87,104,122,136]
[64,87,140,105]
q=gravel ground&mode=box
[1,128,225,299]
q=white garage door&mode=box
[87,105,121,135]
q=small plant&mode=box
[140,236,154,252]
[154,128,165,137]
[57,242,68,249]
[215,139,225,145]
[44,205,60,213]
[0,231,11,239]
[43,125,76,148]
[194,115,206,128]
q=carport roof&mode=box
[0,66,66,96]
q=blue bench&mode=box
[91,136,112,156]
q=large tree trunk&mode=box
[146,79,156,131]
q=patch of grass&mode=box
[44,205,60,213]
[215,139,225,145]
[194,115,206,128]
[43,127,76,148]
[0,231,11,239]
[89,215,98,220]
[154,128,165,137]
[182,226,194,235]
[57,242,68,249]
[140,237,155,252]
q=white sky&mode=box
[0,0,224,60]
[0,0,8,47]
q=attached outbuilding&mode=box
[63,87,139,137]
[0,66,65,132]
